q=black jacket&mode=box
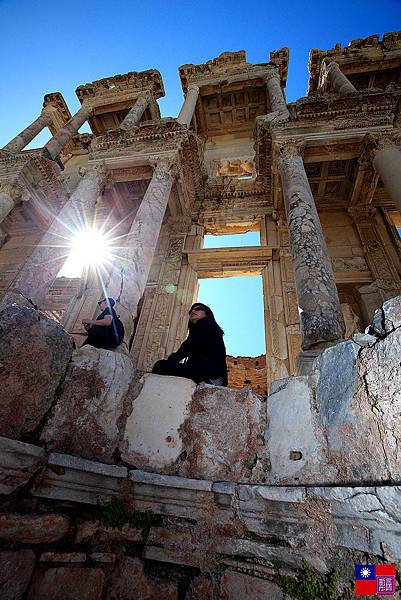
[168,317,228,385]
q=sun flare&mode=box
[58,227,111,278]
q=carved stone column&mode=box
[368,131,401,214]
[0,165,108,310]
[0,183,29,225]
[0,190,16,223]
[265,67,288,115]
[3,106,55,153]
[43,104,92,160]
[119,93,149,131]
[177,84,199,126]
[277,139,345,350]
[321,59,357,95]
[108,159,175,349]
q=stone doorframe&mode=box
[185,245,279,391]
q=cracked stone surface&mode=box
[178,383,265,482]
[41,346,136,463]
[264,296,401,485]
[0,306,73,439]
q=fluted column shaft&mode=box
[0,166,107,310]
[177,84,199,126]
[322,60,357,95]
[265,68,288,114]
[119,93,149,130]
[3,107,54,153]
[44,104,92,160]
[370,134,401,214]
[278,140,344,349]
[108,161,175,346]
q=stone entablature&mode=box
[76,69,165,104]
[308,31,401,94]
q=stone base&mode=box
[295,348,323,375]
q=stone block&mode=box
[0,550,36,600]
[75,521,142,544]
[0,436,44,494]
[32,452,127,505]
[262,330,401,484]
[90,552,116,563]
[383,295,401,332]
[185,576,216,600]
[121,374,196,471]
[130,469,214,521]
[0,306,73,439]
[39,552,86,562]
[220,571,284,600]
[265,376,331,484]
[27,567,105,600]
[178,384,264,482]
[0,513,69,544]
[313,340,359,428]
[106,556,178,600]
[41,346,136,463]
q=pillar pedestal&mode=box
[277,139,345,349]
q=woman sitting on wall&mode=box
[81,297,124,350]
[152,303,228,386]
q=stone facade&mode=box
[1,31,401,598]
[0,32,400,389]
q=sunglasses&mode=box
[189,306,204,313]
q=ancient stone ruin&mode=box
[0,31,401,599]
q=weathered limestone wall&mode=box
[0,297,401,598]
[227,354,267,395]
[204,134,255,178]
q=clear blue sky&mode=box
[1,0,400,355]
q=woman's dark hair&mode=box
[188,302,224,335]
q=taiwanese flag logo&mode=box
[355,564,376,596]
[355,564,396,596]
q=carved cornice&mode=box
[76,70,165,105]
[288,89,397,125]
[0,153,68,222]
[43,92,72,128]
[308,31,401,94]
[269,47,289,86]
[178,51,273,93]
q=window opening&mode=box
[197,275,265,357]
[203,231,260,249]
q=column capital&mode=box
[365,131,401,157]
[187,83,200,94]
[321,58,339,73]
[148,155,178,178]
[276,138,305,159]
[348,204,377,223]
[264,66,281,83]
